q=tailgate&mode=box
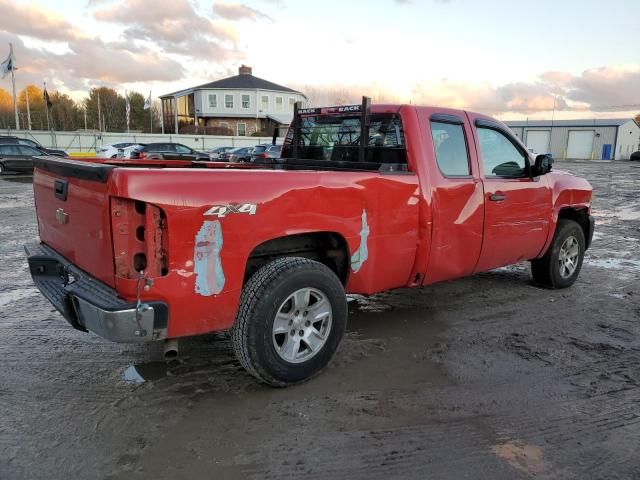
[33,157,116,287]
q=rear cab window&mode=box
[281,106,408,172]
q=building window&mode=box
[289,98,296,111]
[208,94,217,108]
[276,96,283,112]
[242,94,250,109]
[238,123,246,136]
[225,94,234,109]
[220,121,229,129]
[261,95,268,111]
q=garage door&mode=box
[567,131,594,159]
[525,130,551,154]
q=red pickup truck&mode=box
[26,98,594,386]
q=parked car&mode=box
[631,151,640,161]
[0,136,67,157]
[0,144,47,174]
[206,146,234,160]
[96,143,139,158]
[226,146,254,162]
[118,143,147,159]
[129,143,209,161]
[250,144,282,162]
[26,98,594,387]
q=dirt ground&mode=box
[1,160,639,480]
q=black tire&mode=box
[531,219,585,288]
[0,163,4,175]
[231,257,347,387]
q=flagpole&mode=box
[26,88,31,130]
[44,82,50,132]
[149,90,152,133]
[10,43,19,130]
[125,90,129,133]
[97,89,102,132]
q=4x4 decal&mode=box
[204,203,257,218]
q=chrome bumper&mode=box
[25,243,168,343]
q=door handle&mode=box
[489,193,506,202]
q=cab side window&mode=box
[430,121,471,176]
[477,128,526,178]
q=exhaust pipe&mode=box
[164,339,179,361]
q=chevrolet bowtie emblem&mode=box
[56,208,69,225]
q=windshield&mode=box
[281,113,406,167]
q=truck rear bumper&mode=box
[25,242,168,343]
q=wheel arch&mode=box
[557,207,591,248]
[244,231,351,286]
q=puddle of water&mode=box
[0,287,39,308]
[492,441,546,475]
[122,362,168,384]
[1,176,33,184]
[588,258,640,271]
[614,206,640,221]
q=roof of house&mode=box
[504,118,631,128]
[161,72,302,98]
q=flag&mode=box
[144,91,152,110]
[1,44,15,79]
[43,87,52,109]
[125,91,130,131]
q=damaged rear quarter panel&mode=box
[109,168,420,338]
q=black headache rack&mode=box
[268,96,409,173]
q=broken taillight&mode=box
[110,198,168,279]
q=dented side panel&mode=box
[110,168,420,338]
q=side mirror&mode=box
[533,154,553,176]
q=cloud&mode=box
[0,0,86,42]
[213,1,273,21]
[567,65,640,111]
[296,64,640,116]
[0,30,184,93]
[94,0,241,60]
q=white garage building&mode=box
[505,118,640,160]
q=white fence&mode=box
[1,129,286,153]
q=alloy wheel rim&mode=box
[558,235,580,279]
[272,287,332,364]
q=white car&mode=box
[96,142,138,158]
[119,144,146,159]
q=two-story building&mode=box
[160,66,306,136]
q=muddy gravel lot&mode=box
[1,161,639,480]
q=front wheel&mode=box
[531,219,585,288]
[231,257,347,387]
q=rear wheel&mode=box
[231,257,347,387]
[0,163,4,175]
[531,219,585,288]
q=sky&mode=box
[0,0,638,120]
